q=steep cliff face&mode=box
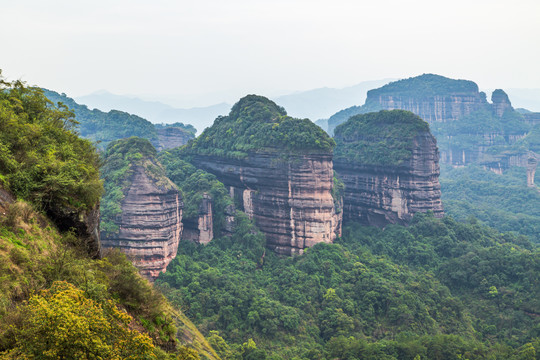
[100,137,183,280]
[191,152,341,254]
[156,127,195,151]
[328,75,535,171]
[182,193,213,244]
[183,95,341,255]
[334,110,443,226]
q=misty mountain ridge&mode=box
[75,79,395,131]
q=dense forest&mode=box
[2,69,540,360]
[157,213,540,359]
[440,165,540,243]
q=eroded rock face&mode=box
[156,127,195,151]
[368,93,487,123]
[334,111,443,227]
[491,89,512,118]
[527,156,538,187]
[182,193,214,244]
[101,166,183,280]
[191,152,342,255]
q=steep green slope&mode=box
[43,89,160,150]
[0,73,219,359]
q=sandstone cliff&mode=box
[328,75,535,171]
[191,152,342,254]
[100,137,183,280]
[334,110,443,226]
[183,95,342,254]
[156,126,195,151]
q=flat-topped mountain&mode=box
[334,110,444,226]
[183,95,342,254]
[100,137,183,280]
[327,74,538,183]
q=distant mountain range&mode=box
[76,91,230,133]
[75,83,540,135]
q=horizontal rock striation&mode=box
[334,110,443,227]
[100,137,184,281]
[156,127,195,151]
[191,152,342,255]
[101,166,182,280]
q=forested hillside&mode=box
[43,89,160,150]
[157,213,539,359]
[0,73,217,359]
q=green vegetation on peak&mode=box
[367,74,480,99]
[0,75,103,213]
[43,89,159,150]
[101,137,176,236]
[334,110,431,166]
[185,95,335,158]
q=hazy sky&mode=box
[2,0,539,107]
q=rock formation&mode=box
[156,127,195,151]
[182,193,214,244]
[191,152,342,254]
[527,156,538,187]
[327,74,535,172]
[100,137,183,280]
[333,110,443,226]
[491,89,512,118]
[183,95,342,255]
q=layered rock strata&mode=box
[334,110,443,227]
[184,95,341,255]
[156,127,195,151]
[101,157,183,281]
[191,152,341,254]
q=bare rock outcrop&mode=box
[156,127,195,151]
[182,193,214,244]
[334,110,443,226]
[192,152,342,254]
[491,89,513,118]
[100,137,183,280]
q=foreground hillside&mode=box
[0,74,218,359]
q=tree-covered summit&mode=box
[334,110,431,166]
[367,74,480,99]
[185,95,335,158]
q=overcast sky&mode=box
[2,0,539,107]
